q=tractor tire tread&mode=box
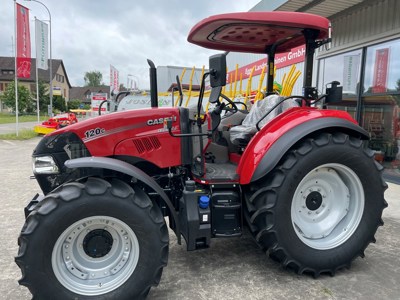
[245,132,387,277]
[16,177,169,299]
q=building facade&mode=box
[0,57,71,112]
[69,86,110,105]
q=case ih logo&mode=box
[147,116,176,126]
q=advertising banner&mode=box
[110,65,119,94]
[91,92,108,114]
[16,3,31,78]
[343,54,360,93]
[372,48,389,93]
[53,86,61,96]
[35,19,48,70]
[227,45,306,81]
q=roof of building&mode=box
[0,57,72,88]
[70,86,110,101]
[251,0,365,18]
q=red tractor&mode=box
[16,12,387,299]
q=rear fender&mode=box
[64,156,181,244]
[237,108,369,184]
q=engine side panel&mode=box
[50,107,182,168]
[237,107,367,184]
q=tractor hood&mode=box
[41,107,180,167]
[32,107,183,194]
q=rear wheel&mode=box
[245,132,388,276]
[16,177,169,299]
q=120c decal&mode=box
[84,127,105,139]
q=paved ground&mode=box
[0,121,41,135]
[0,138,399,300]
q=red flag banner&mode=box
[110,65,119,94]
[16,3,31,78]
[372,48,389,93]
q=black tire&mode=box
[244,132,388,276]
[16,177,169,299]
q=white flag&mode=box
[35,19,48,70]
[343,54,360,94]
[110,65,119,94]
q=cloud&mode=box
[0,0,260,88]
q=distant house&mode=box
[69,86,110,105]
[0,57,71,112]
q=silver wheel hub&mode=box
[52,216,139,296]
[291,164,364,250]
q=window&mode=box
[2,69,14,75]
[317,39,400,164]
[364,39,400,94]
[56,74,65,83]
[318,49,362,99]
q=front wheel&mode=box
[245,132,388,276]
[16,177,169,299]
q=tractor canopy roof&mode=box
[188,11,330,54]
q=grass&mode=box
[0,113,47,124]
[0,129,39,140]
[321,287,334,297]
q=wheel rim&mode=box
[291,163,364,250]
[52,216,139,296]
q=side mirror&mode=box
[325,81,343,104]
[209,53,226,88]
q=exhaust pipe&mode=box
[147,59,158,108]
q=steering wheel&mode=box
[233,101,247,111]
[220,94,238,113]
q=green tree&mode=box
[0,80,33,113]
[68,99,82,110]
[32,80,50,114]
[53,95,66,112]
[84,71,103,86]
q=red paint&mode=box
[236,108,358,184]
[372,48,389,93]
[51,108,182,168]
[188,12,329,53]
[16,3,31,78]
[49,105,359,184]
[229,152,241,165]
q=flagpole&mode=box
[25,0,52,117]
[14,0,19,137]
[35,17,40,123]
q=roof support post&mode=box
[267,44,278,94]
[303,29,320,88]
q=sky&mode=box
[0,0,261,88]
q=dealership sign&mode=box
[91,93,108,113]
[227,45,306,80]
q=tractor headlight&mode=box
[32,156,59,174]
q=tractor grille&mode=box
[132,137,161,154]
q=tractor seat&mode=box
[230,95,299,146]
